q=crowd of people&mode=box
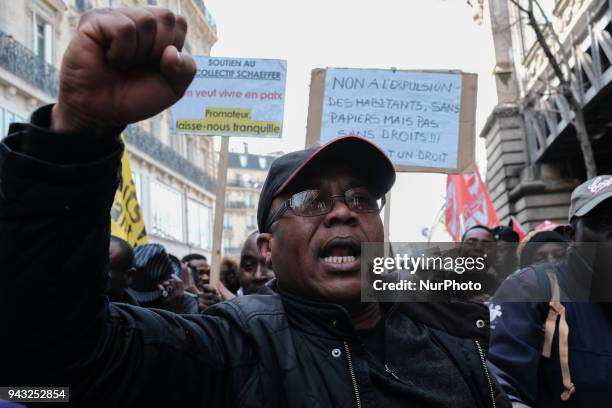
[1,5,612,408]
[105,232,275,315]
[451,182,612,407]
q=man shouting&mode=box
[0,6,506,407]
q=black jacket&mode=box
[0,106,507,407]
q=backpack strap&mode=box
[542,268,575,401]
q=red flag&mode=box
[445,167,500,242]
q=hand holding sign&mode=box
[51,6,196,133]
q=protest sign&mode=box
[306,68,477,173]
[171,57,287,138]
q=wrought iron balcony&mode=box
[193,0,217,33]
[225,200,256,209]
[227,179,262,189]
[520,0,612,162]
[125,124,217,194]
[0,30,59,98]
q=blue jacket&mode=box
[487,258,612,407]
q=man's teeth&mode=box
[322,256,356,264]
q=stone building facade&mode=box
[0,0,219,258]
[483,0,612,229]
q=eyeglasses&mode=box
[264,187,385,232]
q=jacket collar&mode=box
[265,280,360,340]
[260,280,489,345]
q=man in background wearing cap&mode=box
[128,243,198,314]
[487,175,612,407]
[0,6,505,406]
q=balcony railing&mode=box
[522,1,612,161]
[227,179,263,189]
[225,200,256,209]
[0,30,59,98]
[125,124,217,194]
[194,0,217,33]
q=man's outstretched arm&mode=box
[0,6,244,405]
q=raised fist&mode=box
[51,7,196,132]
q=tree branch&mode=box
[508,0,530,14]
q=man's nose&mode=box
[324,197,356,226]
[254,264,263,278]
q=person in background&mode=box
[220,256,240,295]
[458,225,499,299]
[238,231,275,295]
[181,253,210,288]
[178,260,200,295]
[488,176,612,407]
[182,252,223,310]
[129,243,198,314]
[492,225,520,279]
[106,236,138,305]
[516,230,568,270]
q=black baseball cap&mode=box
[128,243,181,303]
[568,175,612,221]
[257,135,396,233]
[492,225,519,243]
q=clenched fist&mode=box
[51,7,196,132]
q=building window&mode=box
[247,214,256,229]
[187,199,212,250]
[32,12,53,65]
[186,137,194,162]
[223,237,232,249]
[171,133,183,155]
[132,171,142,203]
[75,0,91,13]
[201,146,208,171]
[258,157,267,169]
[224,214,231,228]
[239,154,248,167]
[0,106,26,139]
[150,180,183,241]
[150,114,161,139]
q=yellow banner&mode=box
[110,136,148,246]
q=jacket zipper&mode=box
[343,342,362,408]
[474,340,496,408]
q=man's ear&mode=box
[125,267,137,286]
[257,233,273,265]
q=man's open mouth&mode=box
[319,237,361,265]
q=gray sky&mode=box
[205,0,498,241]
